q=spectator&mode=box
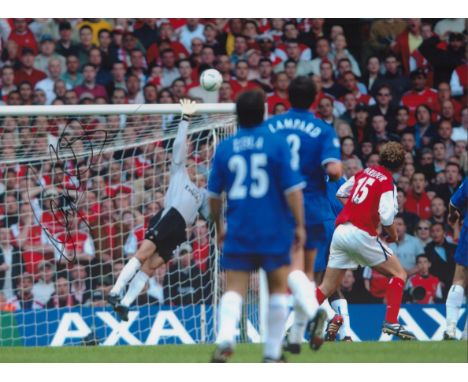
[436,120,456,159]
[320,59,346,99]
[430,197,448,226]
[393,19,423,76]
[436,162,462,203]
[0,227,23,301]
[330,33,361,77]
[46,276,77,308]
[317,95,335,125]
[69,263,91,305]
[275,39,314,76]
[76,25,95,67]
[424,222,457,297]
[362,56,384,95]
[55,21,79,58]
[413,104,437,149]
[74,63,108,101]
[404,172,432,219]
[105,60,127,96]
[402,69,438,126]
[14,48,47,87]
[342,157,363,179]
[351,103,370,143]
[253,58,274,93]
[218,81,233,103]
[388,214,425,275]
[33,35,66,76]
[163,243,212,305]
[229,35,248,65]
[405,254,443,304]
[366,115,400,146]
[419,31,466,87]
[77,19,112,47]
[32,260,55,306]
[228,60,259,100]
[88,47,112,86]
[0,65,17,103]
[310,37,334,75]
[362,266,388,304]
[8,18,38,55]
[143,83,158,104]
[341,71,372,105]
[365,19,407,60]
[396,187,419,235]
[7,272,43,310]
[126,74,144,104]
[380,53,411,105]
[160,48,179,87]
[178,19,205,53]
[60,54,83,89]
[35,58,68,104]
[368,84,398,132]
[415,220,432,247]
[395,106,411,134]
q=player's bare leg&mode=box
[212,271,249,363]
[285,247,324,354]
[108,239,157,319]
[444,265,466,339]
[373,256,415,340]
[263,265,290,362]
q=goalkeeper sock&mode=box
[121,271,149,308]
[264,294,288,360]
[288,301,308,344]
[331,298,351,338]
[216,291,242,347]
[110,257,141,296]
[446,285,464,327]
[288,270,319,319]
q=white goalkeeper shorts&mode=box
[327,223,393,269]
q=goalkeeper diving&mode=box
[108,99,210,320]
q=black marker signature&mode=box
[27,120,108,263]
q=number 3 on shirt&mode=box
[286,134,301,170]
[228,154,269,199]
[352,177,375,204]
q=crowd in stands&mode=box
[0,18,467,311]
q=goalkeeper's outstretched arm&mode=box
[171,99,197,172]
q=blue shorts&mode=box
[305,223,328,250]
[454,224,468,266]
[314,221,335,273]
[221,252,291,272]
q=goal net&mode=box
[0,104,262,347]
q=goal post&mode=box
[0,103,268,347]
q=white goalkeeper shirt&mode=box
[163,120,210,225]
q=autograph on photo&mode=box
[26,121,108,264]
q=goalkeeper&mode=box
[108,99,209,320]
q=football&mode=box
[200,69,223,91]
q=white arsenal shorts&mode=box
[328,223,393,269]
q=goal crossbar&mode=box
[0,103,236,117]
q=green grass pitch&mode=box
[0,341,466,363]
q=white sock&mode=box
[446,285,464,328]
[216,291,242,347]
[110,257,141,296]
[288,270,318,319]
[322,299,336,320]
[288,301,308,344]
[264,294,288,360]
[331,298,351,338]
[121,271,149,307]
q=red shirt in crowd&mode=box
[401,87,438,126]
[267,92,291,114]
[404,189,432,219]
[364,268,389,299]
[228,79,260,100]
[407,273,441,304]
[14,67,47,87]
[8,29,38,55]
